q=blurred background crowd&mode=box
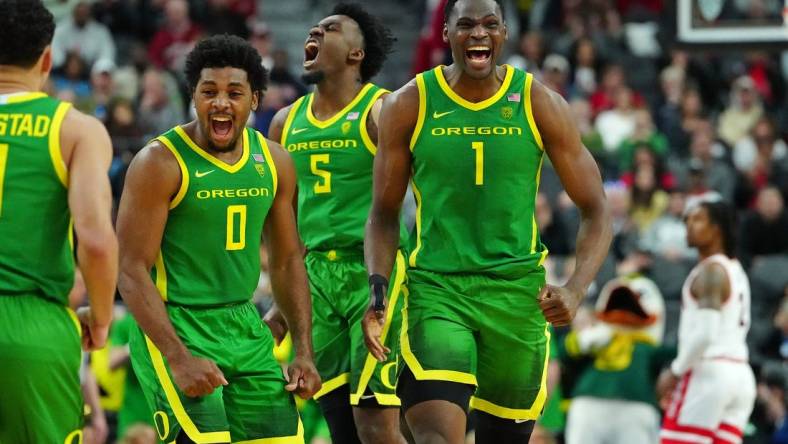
[43,0,788,443]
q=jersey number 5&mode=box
[0,144,8,217]
[311,154,331,194]
[226,205,247,250]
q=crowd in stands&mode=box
[44,0,788,443]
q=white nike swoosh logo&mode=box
[433,110,456,119]
[514,419,530,423]
[360,394,376,400]
[195,170,215,178]
[291,127,308,134]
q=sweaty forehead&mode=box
[198,67,250,87]
[450,0,502,22]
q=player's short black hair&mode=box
[185,34,267,97]
[331,3,395,83]
[444,0,505,23]
[0,0,55,68]
[700,200,737,258]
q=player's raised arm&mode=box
[532,80,612,326]
[117,143,227,397]
[362,81,418,361]
[262,141,321,399]
[63,110,118,350]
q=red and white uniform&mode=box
[661,254,756,444]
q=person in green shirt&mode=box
[267,4,406,444]
[560,275,674,444]
[117,35,320,443]
[363,0,612,442]
[0,1,118,442]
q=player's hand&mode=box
[538,285,583,326]
[656,368,680,411]
[76,307,110,351]
[263,310,288,345]
[362,293,390,362]
[285,355,321,399]
[169,353,228,397]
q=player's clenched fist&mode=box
[285,356,322,399]
[538,284,583,326]
[169,354,228,397]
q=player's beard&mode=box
[302,70,326,85]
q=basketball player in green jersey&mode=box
[117,35,321,443]
[0,1,118,443]
[364,0,612,443]
[267,4,405,443]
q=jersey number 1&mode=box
[0,144,8,217]
[472,142,484,186]
[226,205,247,250]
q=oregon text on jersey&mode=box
[430,126,523,136]
[286,139,359,152]
[195,187,271,199]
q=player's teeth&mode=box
[213,117,231,122]
[468,46,490,51]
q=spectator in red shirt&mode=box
[147,0,202,72]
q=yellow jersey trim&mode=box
[63,429,83,444]
[350,251,406,406]
[359,88,388,156]
[48,102,71,187]
[156,136,189,209]
[257,132,278,196]
[233,418,304,443]
[400,286,478,386]
[280,96,305,147]
[530,155,544,255]
[409,74,427,151]
[154,251,168,301]
[407,180,424,267]
[524,73,543,150]
[305,83,375,129]
[469,326,551,420]
[144,336,231,443]
[313,372,350,400]
[66,307,82,337]
[4,92,47,104]
[434,65,514,111]
[174,125,249,174]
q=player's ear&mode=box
[39,46,52,76]
[349,47,364,63]
[502,21,508,41]
[442,25,449,44]
[251,91,259,111]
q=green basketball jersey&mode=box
[154,126,276,307]
[409,66,547,278]
[282,84,387,252]
[0,92,74,305]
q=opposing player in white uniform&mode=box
[658,199,756,444]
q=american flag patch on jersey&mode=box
[253,153,265,163]
[507,93,521,102]
[346,112,360,120]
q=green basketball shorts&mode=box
[0,295,84,444]
[400,268,550,420]
[129,301,303,443]
[306,249,406,407]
